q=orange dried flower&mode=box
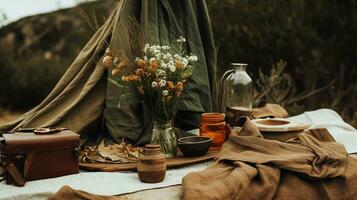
[116,62,125,70]
[103,56,113,68]
[112,68,120,76]
[167,81,175,90]
[122,76,129,82]
[175,60,184,69]
[135,68,145,77]
[175,82,184,90]
[121,58,131,68]
[129,75,140,82]
[136,59,146,68]
[149,60,158,72]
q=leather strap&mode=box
[0,162,4,182]
[24,153,35,179]
[5,161,25,186]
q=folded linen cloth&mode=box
[48,185,115,200]
[182,118,357,200]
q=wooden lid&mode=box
[145,144,161,149]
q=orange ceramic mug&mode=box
[199,113,230,150]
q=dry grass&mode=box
[0,109,22,124]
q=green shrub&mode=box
[0,50,69,109]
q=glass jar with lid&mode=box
[199,113,230,150]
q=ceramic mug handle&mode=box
[224,123,231,141]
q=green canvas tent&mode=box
[0,0,216,146]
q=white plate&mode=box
[252,118,310,132]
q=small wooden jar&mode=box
[137,144,166,183]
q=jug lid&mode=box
[231,63,248,66]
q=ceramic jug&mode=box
[220,63,253,126]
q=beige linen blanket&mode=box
[182,118,357,200]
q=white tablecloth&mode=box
[0,109,356,200]
[289,109,357,154]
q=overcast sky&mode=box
[0,0,93,25]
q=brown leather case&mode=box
[1,130,80,186]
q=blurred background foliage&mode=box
[0,0,356,126]
[207,0,356,126]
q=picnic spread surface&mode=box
[1,109,357,200]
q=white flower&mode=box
[162,46,170,50]
[182,59,189,68]
[150,58,156,63]
[143,56,148,61]
[188,55,198,62]
[163,53,171,60]
[143,44,150,53]
[177,36,186,43]
[161,63,167,68]
[157,69,166,76]
[169,65,176,72]
[154,49,160,54]
[156,54,162,60]
[113,57,119,65]
[159,80,166,87]
[151,82,158,88]
[162,90,169,96]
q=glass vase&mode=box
[150,121,177,158]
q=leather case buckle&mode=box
[34,127,67,135]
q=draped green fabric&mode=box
[0,0,216,146]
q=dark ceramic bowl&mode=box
[178,136,212,157]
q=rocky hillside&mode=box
[0,0,116,109]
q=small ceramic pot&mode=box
[137,144,166,183]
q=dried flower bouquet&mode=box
[103,36,197,124]
[102,36,198,157]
